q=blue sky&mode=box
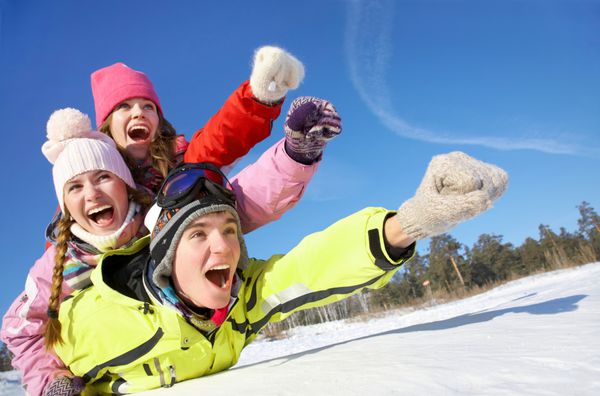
[0,0,598,315]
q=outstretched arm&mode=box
[234,151,508,336]
[184,46,304,169]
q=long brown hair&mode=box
[44,186,152,349]
[99,113,178,182]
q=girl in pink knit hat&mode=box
[90,46,341,234]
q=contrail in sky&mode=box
[344,0,597,157]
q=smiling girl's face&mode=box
[108,98,159,162]
[63,170,129,236]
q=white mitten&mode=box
[249,46,305,104]
[396,151,508,240]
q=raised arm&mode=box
[232,151,508,336]
[229,97,342,234]
[184,46,304,169]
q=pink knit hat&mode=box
[91,62,163,127]
[42,108,136,212]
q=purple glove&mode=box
[44,376,85,396]
[284,96,342,164]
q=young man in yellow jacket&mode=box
[54,152,507,394]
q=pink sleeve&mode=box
[230,138,319,234]
[1,247,72,396]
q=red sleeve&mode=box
[183,80,283,167]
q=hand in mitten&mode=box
[44,376,85,396]
[396,151,508,240]
[249,46,304,104]
[284,96,342,164]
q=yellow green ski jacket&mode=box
[55,208,415,394]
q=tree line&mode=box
[2,202,599,369]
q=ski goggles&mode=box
[156,162,236,210]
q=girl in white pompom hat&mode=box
[1,108,152,396]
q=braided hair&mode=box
[43,211,73,349]
[44,186,152,349]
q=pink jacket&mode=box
[0,138,318,396]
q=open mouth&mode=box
[87,205,114,226]
[205,265,231,289]
[127,126,150,142]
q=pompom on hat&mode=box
[42,108,136,212]
[91,62,163,127]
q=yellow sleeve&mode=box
[232,207,415,338]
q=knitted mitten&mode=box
[44,376,85,396]
[249,46,304,104]
[396,151,508,240]
[284,96,342,164]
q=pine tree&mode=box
[576,201,600,260]
[401,252,427,300]
[576,201,600,240]
[0,342,14,372]
[516,237,545,275]
[426,234,466,292]
[468,234,518,286]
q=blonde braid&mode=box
[44,214,73,349]
[43,186,149,350]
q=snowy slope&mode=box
[0,372,19,396]
[2,263,599,396]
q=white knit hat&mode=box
[41,108,136,212]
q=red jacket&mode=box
[184,80,282,166]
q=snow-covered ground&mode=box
[2,262,599,395]
[0,372,20,396]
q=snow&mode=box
[2,262,599,396]
[0,372,20,396]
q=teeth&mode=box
[87,205,111,215]
[129,125,148,132]
[209,265,229,271]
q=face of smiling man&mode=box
[63,170,129,236]
[171,212,241,310]
[109,98,159,162]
